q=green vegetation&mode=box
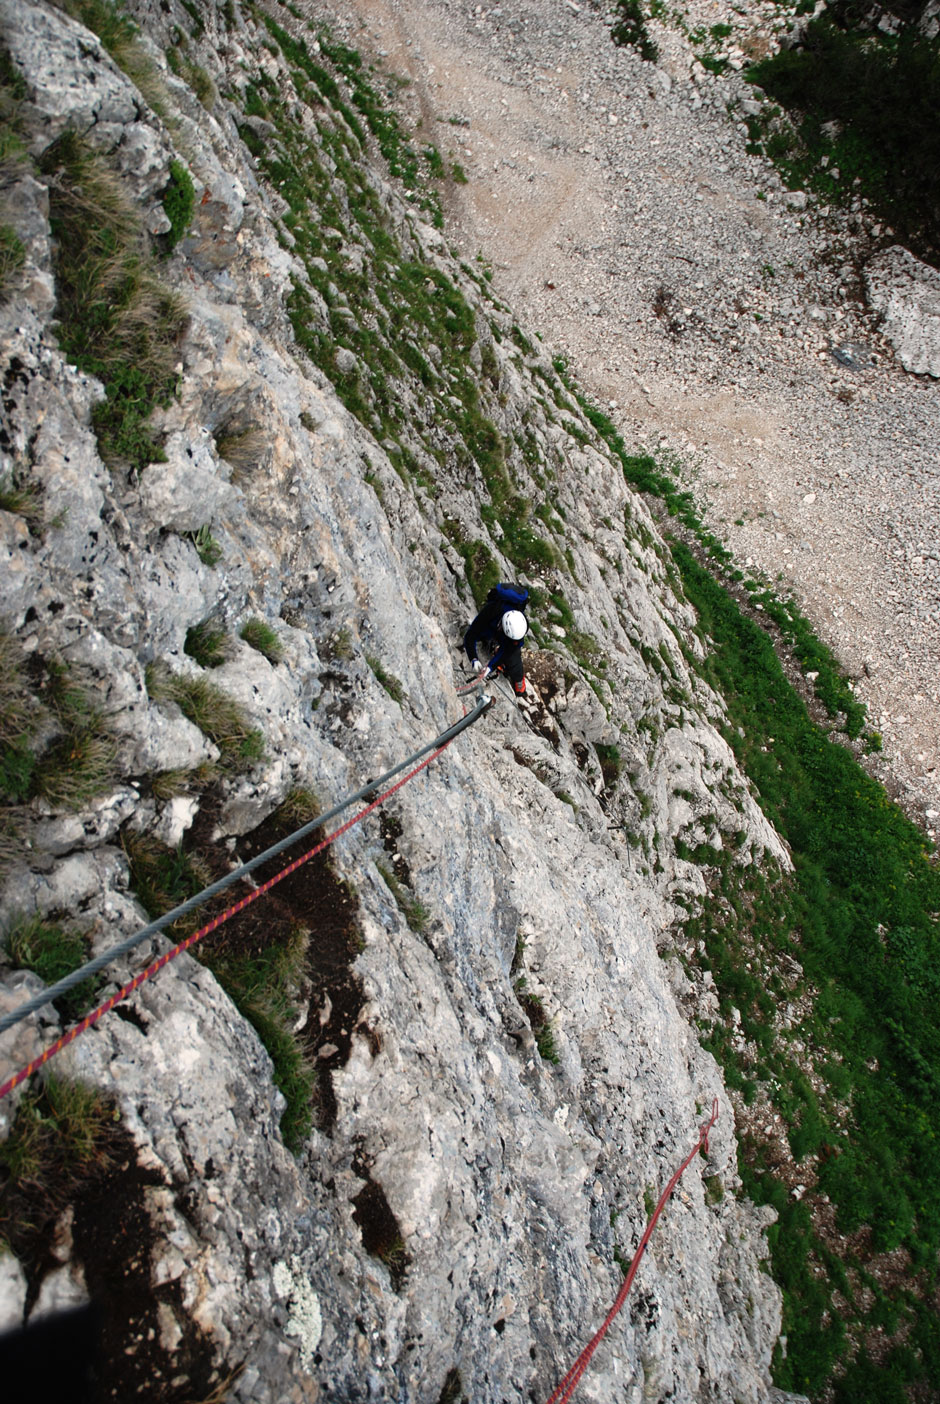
[29,659,116,809]
[0,473,42,529]
[550,354,940,1395]
[4,913,100,1019]
[186,524,223,566]
[214,424,267,479]
[366,654,405,705]
[610,0,659,63]
[203,925,316,1151]
[594,742,622,789]
[233,21,557,591]
[50,0,171,121]
[0,1076,115,1200]
[747,13,940,265]
[123,830,315,1152]
[0,223,24,302]
[162,158,195,251]
[146,663,263,772]
[184,617,230,669]
[673,547,940,1395]
[675,539,940,1395]
[514,977,561,1064]
[0,628,41,803]
[240,617,283,664]
[39,132,187,473]
[566,382,867,738]
[377,862,429,933]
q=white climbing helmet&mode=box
[501,610,527,641]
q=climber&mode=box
[463,582,530,696]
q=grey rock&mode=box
[866,245,940,377]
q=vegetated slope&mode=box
[0,2,795,1402]
[745,0,940,269]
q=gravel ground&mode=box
[320,0,940,831]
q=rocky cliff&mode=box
[0,2,806,1401]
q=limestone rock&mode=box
[865,245,940,378]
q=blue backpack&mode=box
[490,582,529,610]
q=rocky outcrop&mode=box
[0,2,803,1401]
[866,244,940,377]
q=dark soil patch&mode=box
[351,1151,411,1291]
[2,1116,222,1404]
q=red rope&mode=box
[0,740,454,1101]
[544,1099,720,1404]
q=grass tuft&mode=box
[186,524,223,566]
[0,223,25,302]
[146,663,263,772]
[184,618,231,669]
[0,1075,115,1196]
[39,131,187,473]
[366,655,405,705]
[240,617,283,664]
[4,913,99,1019]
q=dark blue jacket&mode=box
[463,591,526,692]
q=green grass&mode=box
[39,132,187,473]
[377,862,429,933]
[123,829,316,1152]
[366,655,405,705]
[548,358,940,1396]
[162,158,195,251]
[0,1076,115,1195]
[184,618,230,669]
[0,628,41,803]
[146,663,264,772]
[240,617,283,664]
[4,913,100,1019]
[0,223,25,302]
[30,660,117,809]
[186,524,223,566]
[747,17,940,265]
[675,544,940,1397]
[0,473,43,530]
[202,928,316,1152]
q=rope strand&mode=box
[0,694,492,1099]
[545,1099,720,1404]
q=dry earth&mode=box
[318,0,940,829]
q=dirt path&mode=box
[319,0,940,831]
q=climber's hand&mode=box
[472,659,484,674]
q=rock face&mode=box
[0,2,804,1401]
[866,245,940,377]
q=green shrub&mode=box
[748,16,940,263]
[240,617,283,664]
[162,158,195,251]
